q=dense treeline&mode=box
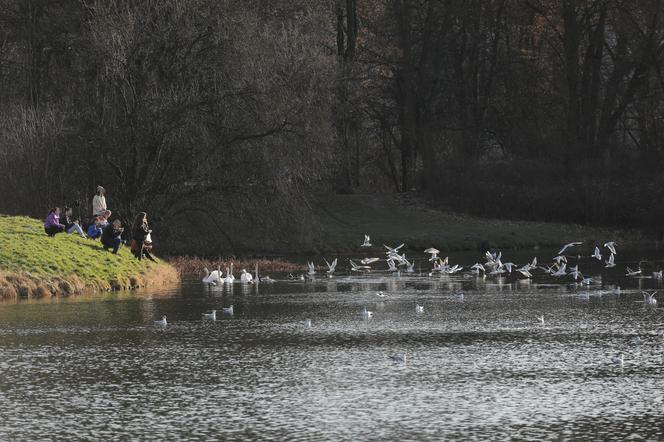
[1,0,663,254]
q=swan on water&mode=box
[240,269,253,283]
[202,267,222,285]
[202,310,217,320]
[154,316,167,326]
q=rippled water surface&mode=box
[1,253,664,440]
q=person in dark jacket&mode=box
[101,219,124,254]
[62,207,85,237]
[131,212,156,262]
[44,207,65,237]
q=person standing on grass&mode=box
[131,212,156,262]
[101,219,124,254]
[62,207,85,237]
[44,207,65,237]
[92,186,110,217]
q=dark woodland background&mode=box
[2,0,664,254]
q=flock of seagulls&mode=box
[153,235,661,367]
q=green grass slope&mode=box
[0,215,178,298]
[314,193,644,253]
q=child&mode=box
[101,219,124,254]
[62,207,85,237]
[131,212,156,262]
[44,207,65,237]
[87,217,104,240]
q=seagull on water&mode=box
[302,319,312,328]
[154,316,167,326]
[202,310,217,320]
[415,303,424,313]
[653,270,663,280]
[388,352,407,363]
[376,291,387,298]
[362,307,373,319]
[643,291,657,306]
[222,305,234,315]
[611,353,624,366]
[537,315,545,325]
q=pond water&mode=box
[1,250,663,440]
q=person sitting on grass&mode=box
[92,186,110,217]
[87,216,104,240]
[62,206,85,237]
[101,219,124,254]
[44,207,65,237]
[131,212,156,262]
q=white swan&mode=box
[223,266,234,284]
[222,305,234,315]
[154,316,167,326]
[240,269,253,283]
[202,267,222,285]
[202,310,217,320]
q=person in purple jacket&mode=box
[44,207,65,237]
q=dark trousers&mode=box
[103,237,122,253]
[45,226,65,237]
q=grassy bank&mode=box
[0,215,179,299]
[313,193,645,253]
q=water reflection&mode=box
[0,259,663,440]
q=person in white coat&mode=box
[92,186,110,217]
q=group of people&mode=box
[43,186,156,262]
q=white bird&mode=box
[591,246,602,261]
[626,266,642,277]
[612,286,621,295]
[611,353,624,366]
[653,271,663,280]
[630,336,643,346]
[552,263,567,277]
[154,316,167,326]
[568,265,582,281]
[376,291,387,298]
[224,265,235,284]
[582,277,593,285]
[362,307,373,319]
[302,319,312,328]
[222,305,234,315]
[604,241,617,255]
[537,314,545,325]
[361,234,372,247]
[404,258,415,273]
[360,257,381,265]
[202,267,222,285]
[240,269,253,283]
[202,310,217,320]
[605,253,616,268]
[424,247,440,262]
[384,243,405,254]
[517,266,533,278]
[307,261,316,277]
[553,255,568,265]
[643,291,657,306]
[349,259,371,272]
[324,258,338,276]
[415,303,424,313]
[470,263,486,274]
[558,242,583,255]
[388,352,407,363]
[386,259,397,272]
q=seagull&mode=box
[386,259,397,272]
[222,305,234,315]
[605,253,616,268]
[349,259,371,272]
[537,315,545,325]
[324,258,338,276]
[202,267,222,285]
[384,243,405,254]
[424,247,440,262]
[653,271,663,280]
[558,242,583,255]
[643,291,657,306]
[376,291,387,298]
[517,266,532,278]
[388,352,407,363]
[360,257,381,265]
[591,246,602,261]
[626,266,642,277]
[202,310,217,320]
[307,261,316,277]
[611,353,624,367]
[552,263,567,277]
[302,319,312,328]
[240,269,253,283]
[415,303,424,313]
[604,241,617,255]
[154,316,167,326]
[553,255,567,265]
[612,286,621,295]
[362,307,373,319]
[470,263,486,274]
[568,265,582,281]
[361,234,372,247]
[404,258,415,273]
[582,277,593,285]
[630,336,643,346]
